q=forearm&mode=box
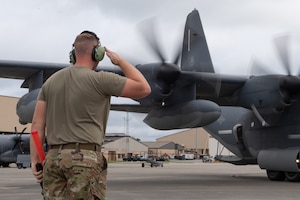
[118,59,147,83]
[118,59,151,98]
[30,100,46,164]
[105,47,151,98]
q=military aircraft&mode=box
[0,127,30,167]
[1,9,300,182]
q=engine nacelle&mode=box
[143,100,221,130]
[237,75,293,114]
[136,63,180,106]
[16,89,40,124]
[258,149,300,172]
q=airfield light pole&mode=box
[195,128,198,159]
[124,112,131,157]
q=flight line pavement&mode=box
[0,160,299,200]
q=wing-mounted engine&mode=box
[236,75,300,125]
[17,88,40,124]
[17,70,45,124]
[134,61,221,130]
[129,9,222,130]
[240,34,300,126]
[136,63,180,106]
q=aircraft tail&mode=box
[181,9,214,73]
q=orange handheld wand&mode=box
[31,130,45,164]
[31,130,45,189]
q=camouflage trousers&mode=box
[42,148,107,200]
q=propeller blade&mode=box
[12,127,26,152]
[273,34,291,75]
[14,126,18,136]
[172,44,182,66]
[12,141,18,150]
[250,59,276,76]
[137,18,166,62]
[21,127,27,135]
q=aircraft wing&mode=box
[170,71,248,106]
[190,72,248,106]
[0,60,121,89]
[0,60,68,88]
[110,72,248,114]
[110,104,152,113]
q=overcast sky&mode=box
[1,0,300,141]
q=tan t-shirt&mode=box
[38,66,126,145]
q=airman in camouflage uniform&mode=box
[43,148,107,199]
[30,30,150,200]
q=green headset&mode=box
[69,31,105,64]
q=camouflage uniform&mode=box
[42,148,107,200]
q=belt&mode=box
[49,143,101,151]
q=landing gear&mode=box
[285,172,300,182]
[0,162,9,168]
[266,170,285,181]
[266,170,300,182]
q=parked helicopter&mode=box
[0,127,30,167]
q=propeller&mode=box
[137,18,182,65]
[250,59,277,76]
[249,34,300,124]
[137,18,166,63]
[137,18,182,97]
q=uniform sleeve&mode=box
[96,71,126,97]
[38,86,46,101]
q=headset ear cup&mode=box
[93,45,105,62]
[69,49,76,64]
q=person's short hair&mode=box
[72,30,100,60]
[80,30,99,40]
[74,30,100,46]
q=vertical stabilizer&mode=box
[181,9,214,73]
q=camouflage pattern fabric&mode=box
[42,148,107,200]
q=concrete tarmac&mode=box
[0,161,299,200]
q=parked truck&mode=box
[180,154,195,160]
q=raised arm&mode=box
[105,47,151,99]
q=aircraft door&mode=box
[233,124,246,150]
[233,124,252,158]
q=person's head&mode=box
[70,30,105,68]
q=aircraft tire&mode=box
[266,170,285,181]
[285,172,300,182]
[1,162,9,168]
